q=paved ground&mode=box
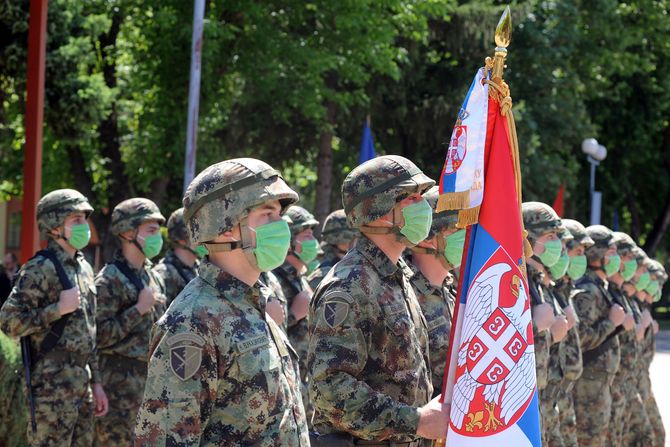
[650,330,670,447]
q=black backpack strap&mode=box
[113,260,145,293]
[172,262,194,284]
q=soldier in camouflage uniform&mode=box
[0,189,109,446]
[308,155,450,445]
[521,202,569,447]
[94,198,168,446]
[135,158,309,446]
[571,225,625,447]
[153,207,202,306]
[307,209,358,290]
[554,219,592,447]
[407,186,462,394]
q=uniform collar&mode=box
[164,249,197,272]
[46,239,82,266]
[198,258,264,310]
[357,236,399,278]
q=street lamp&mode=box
[582,138,608,225]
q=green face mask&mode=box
[66,223,91,250]
[537,238,562,267]
[296,238,319,264]
[567,255,587,281]
[140,233,163,259]
[307,259,320,274]
[604,254,621,277]
[645,279,660,296]
[621,259,638,282]
[252,219,291,272]
[444,229,466,268]
[549,251,570,279]
[399,200,433,245]
[635,272,651,291]
[195,245,208,258]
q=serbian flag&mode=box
[437,68,488,227]
[442,70,542,447]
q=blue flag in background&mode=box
[358,121,376,164]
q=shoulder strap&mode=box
[171,261,194,284]
[34,250,73,289]
[113,260,145,292]
[527,276,545,305]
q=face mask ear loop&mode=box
[393,204,412,245]
[130,228,146,255]
[436,234,453,270]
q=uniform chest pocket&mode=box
[381,300,414,337]
[232,339,285,417]
[233,335,282,377]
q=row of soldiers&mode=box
[0,154,665,446]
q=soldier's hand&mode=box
[642,309,653,328]
[563,305,578,330]
[550,315,569,343]
[622,313,635,331]
[290,290,311,322]
[92,383,109,417]
[652,319,660,334]
[532,303,555,332]
[136,287,157,315]
[417,394,450,439]
[58,287,81,316]
[608,305,626,326]
[636,323,646,341]
[266,298,286,326]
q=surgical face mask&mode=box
[399,200,433,245]
[195,245,208,258]
[621,259,638,282]
[536,238,562,267]
[251,219,291,272]
[635,272,651,291]
[66,223,91,250]
[549,251,570,279]
[645,279,660,296]
[444,229,466,268]
[604,254,621,277]
[296,238,319,264]
[139,233,163,259]
[567,255,587,281]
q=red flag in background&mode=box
[552,184,565,217]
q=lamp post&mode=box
[581,138,608,225]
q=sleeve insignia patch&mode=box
[167,333,205,381]
[324,300,350,328]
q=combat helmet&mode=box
[410,186,460,266]
[284,206,319,236]
[167,208,190,244]
[584,225,615,264]
[111,198,165,235]
[562,219,594,250]
[522,202,562,242]
[612,231,636,256]
[320,209,357,246]
[37,189,93,238]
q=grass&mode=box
[0,332,28,447]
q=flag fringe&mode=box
[436,191,471,213]
[456,206,480,228]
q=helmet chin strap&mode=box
[202,217,259,269]
[411,236,452,270]
[360,207,411,246]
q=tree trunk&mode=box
[148,175,171,210]
[643,121,670,256]
[626,190,641,242]
[313,100,337,236]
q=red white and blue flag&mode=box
[443,70,541,447]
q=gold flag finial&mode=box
[491,6,511,82]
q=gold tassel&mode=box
[436,191,471,213]
[456,206,481,228]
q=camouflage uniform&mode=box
[95,198,168,446]
[308,155,434,443]
[135,157,309,445]
[307,209,357,290]
[153,208,198,306]
[0,189,99,446]
[571,226,621,447]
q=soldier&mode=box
[521,202,569,446]
[307,209,358,290]
[153,208,203,306]
[135,158,309,445]
[407,185,462,394]
[0,189,109,446]
[571,225,625,447]
[307,155,449,445]
[94,198,167,446]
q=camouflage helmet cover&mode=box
[522,201,561,240]
[320,209,358,245]
[167,208,190,243]
[342,155,435,229]
[584,225,614,262]
[111,198,165,235]
[612,231,636,256]
[37,189,93,238]
[562,219,594,249]
[284,205,319,236]
[423,186,458,238]
[183,158,298,244]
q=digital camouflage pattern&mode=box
[584,225,614,263]
[110,198,165,235]
[521,201,561,241]
[307,245,342,291]
[94,251,167,445]
[36,189,93,238]
[153,249,198,305]
[0,240,99,446]
[307,236,431,441]
[166,208,190,243]
[572,268,620,447]
[408,264,455,394]
[638,296,665,447]
[341,155,434,229]
[543,286,568,447]
[284,205,319,235]
[320,209,357,246]
[562,218,594,249]
[135,259,309,446]
[260,270,288,331]
[182,158,298,244]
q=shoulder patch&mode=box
[323,300,350,328]
[167,333,205,381]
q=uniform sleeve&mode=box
[0,261,62,338]
[308,289,420,440]
[573,290,616,351]
[134,321,219,446]
[95,269,143,349]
